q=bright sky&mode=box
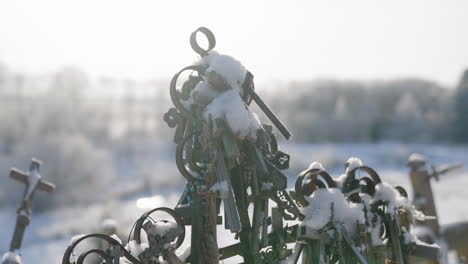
[1,0,467,87]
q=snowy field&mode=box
[0,141,466,263]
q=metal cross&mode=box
[7,158,56,252]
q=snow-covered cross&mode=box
[2,158,55,264]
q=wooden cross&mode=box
[408,154,440,236]
[8,158,55,251]
[408,154,467,263]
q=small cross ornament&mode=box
[1,158,55,264]
[9,158,55,216]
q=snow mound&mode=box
[110,234,122,245]
[182,51,262,139]
[307,161,325,171]
[408,153,427,163]
[1,251,21,264]
[152,221,179,237]
[203,90,261,139]
[334,173,347,188]
[200,51,248,96]
[301,188,365,234]
[345,157,363,173]
[371,182,407,214]
[371,182,432,222]
[186,79,220,106]
[186,51,248,108]
[125,240,149,259]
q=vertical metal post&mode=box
[191,191,203,264]
[231,166,255,263]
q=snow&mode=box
[176,246,191,262]
[359,193,373,204]
[203,89,261,139]
[1,251,21,264]
[110,234,122,245]
[209,180,229,199]
[307,161,325,171]
[408,153,432,172]
[398,196,436,222]
[370,217,385,246]
[68,234,86,264]
[151,221,178,237]
[371,182,404,214]
[301,188,365,236]
[370,182,430,222]
[185,79,220,107]
[182,51,261,139]
[24,168,42,201]
[184,50,248,109]
[406,226,447,263]
[0,142,466,264]
[409,153,427,164]
[412,225,437,243]
[300,154,449,248]
[334,174,347,188]
[199,51,248,96]
[125,240,149,259]
[345,157,363,173]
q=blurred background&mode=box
[0,0,467,263]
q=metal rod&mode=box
[243,72,292,140]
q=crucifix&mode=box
[1,158,55,264]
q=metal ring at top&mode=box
[170,65,205,121]
[344,166,382,189]
[190,27,216,57]
[395,186,408,198]
[358,166,382,184]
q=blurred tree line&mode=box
[0,64,172,210]
[0,62,466,211]
[454,70,468,142]
[264,75,466,143]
